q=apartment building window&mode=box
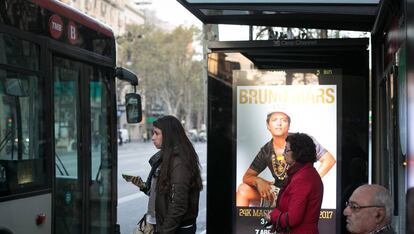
[101,2,107,15]
[118,15,122,28]
[85,0,90,10]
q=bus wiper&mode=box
[95,163,102,182]
[0,130,12,155]
[55,151,69,176]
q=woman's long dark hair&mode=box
[153,115,203,193]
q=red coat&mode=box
[270,163,323,234]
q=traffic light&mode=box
[7,117,12,128]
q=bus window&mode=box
[53,56,82,233]
[0,31,48,197]
[54,57,80,178]
[0,70,47,196]
[90,68,110,181]
[89,67,112,234]
[0,33,39,71]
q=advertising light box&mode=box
[187,0,379,4]
[234,68,340,234]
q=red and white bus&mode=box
[0,0,141,233]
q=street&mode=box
[117,141,207,234]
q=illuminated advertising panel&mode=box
[235,69,339,234]
[187,0,379,3]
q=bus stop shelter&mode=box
[176,0,412,234]
[178,0,379,31]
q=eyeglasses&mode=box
[283,147,292,155]
[345,201,384,211]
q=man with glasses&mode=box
[236,111,336,207]
[343,184,396,234]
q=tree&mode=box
[117,23,204,130]
[254,27,337,40]
[253,26,367,40]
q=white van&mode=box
[118,129,130,143]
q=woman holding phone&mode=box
[152,116,203,234]
[124,115,202,234]
[123,148,161,234]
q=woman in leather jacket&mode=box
[152,116,203,234]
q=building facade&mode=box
[58,0,147,141]
[59,0,145,36]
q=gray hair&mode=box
[370,185,393,223]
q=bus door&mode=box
[53,55,115,234]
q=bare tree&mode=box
[117,23,204,130]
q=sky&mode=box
[146,0,250,41]
[147,0,202,28]
[144,1,366,41]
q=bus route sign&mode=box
[49,14,64,39]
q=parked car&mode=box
[187,129,199,142]
[186,129,206,142]
[118,129,130,144]
[198,131,206,142]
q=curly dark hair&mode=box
[286,133,317,164]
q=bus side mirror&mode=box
[125,93,142,123]
[115,67,142,124]
[4,78,29,97]
[115,67,138,86]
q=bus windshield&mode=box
[0,33,48,196]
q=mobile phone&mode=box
[122,174,135,182]
[122,174,144,188]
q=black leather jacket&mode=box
[155,152,200,234]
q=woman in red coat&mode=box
[266,133,324,234]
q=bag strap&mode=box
[285,212,290,233]
[138,214,147,230]
[274,212,283,232]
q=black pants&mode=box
[176,224,196,234]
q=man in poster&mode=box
[236,111,336,207]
